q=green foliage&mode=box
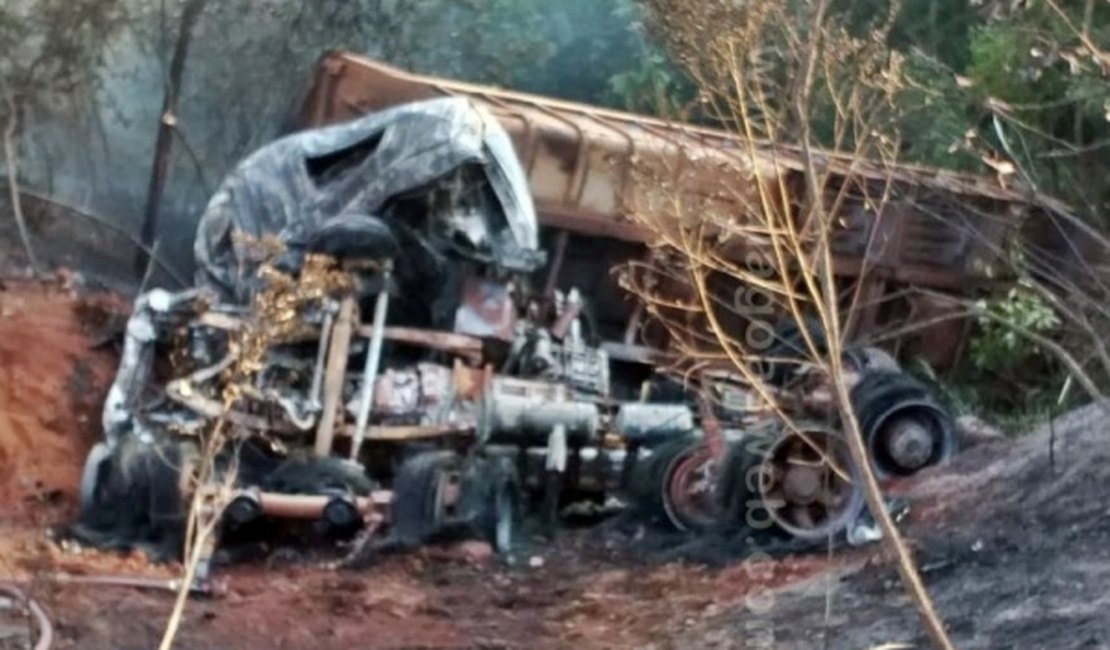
[442,0,555,88]
[833,0,981,69]
[963,3,1110,222]
[502,0,692,111]
[894,56,983,169]
[606,51,695,115]
[821,0,1110,224]
[967,18,1075,108]
[970,286,1061,372]
[953,285,1067,426]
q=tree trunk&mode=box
[135,0,209,280]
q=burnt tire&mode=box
[632,435,720,533]
[261,456,375,496]
[70,436,196,561]
[390,450,463,545]
[851,371,957,478]
[715,432,782,540]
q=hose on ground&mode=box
[0,584,54,650]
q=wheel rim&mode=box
[662,444,720,531]
[758,429,863,540]
[869,402,954,477]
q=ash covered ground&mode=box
[1,276,1108,650]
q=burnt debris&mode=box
[76,97,957,576]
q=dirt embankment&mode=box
[0,276,123,519]
[0,278,124,526]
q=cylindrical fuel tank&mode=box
[477,376,599,445]
[614,403,695,443]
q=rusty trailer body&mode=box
[293,50,1075,369]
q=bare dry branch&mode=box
[2,89,42,277]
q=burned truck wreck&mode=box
[74,96,956,570]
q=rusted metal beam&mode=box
[251,490,391,520]
[200,312,484,361]
[164,381,301,435]
[315,296,356,457]
[354,324,483,361]
[339,423,473,441]
[543,229,570,296]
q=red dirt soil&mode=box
[13,535,859,650]
[0,277,134,593]
[0,278,123,525]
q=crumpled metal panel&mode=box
[102,288,208,446]
[195,97,544,302]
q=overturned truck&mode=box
[76,61,975,570]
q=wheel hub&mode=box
[883,416,934,471]
[665,445,720,531]
[782,465,822,504]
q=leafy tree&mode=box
[963,1,1110,224]
[606,49,697,116]
[0,0,126,273]
[828,1,1110,222]
[0,0,125,116]
[972,286,1061,374]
